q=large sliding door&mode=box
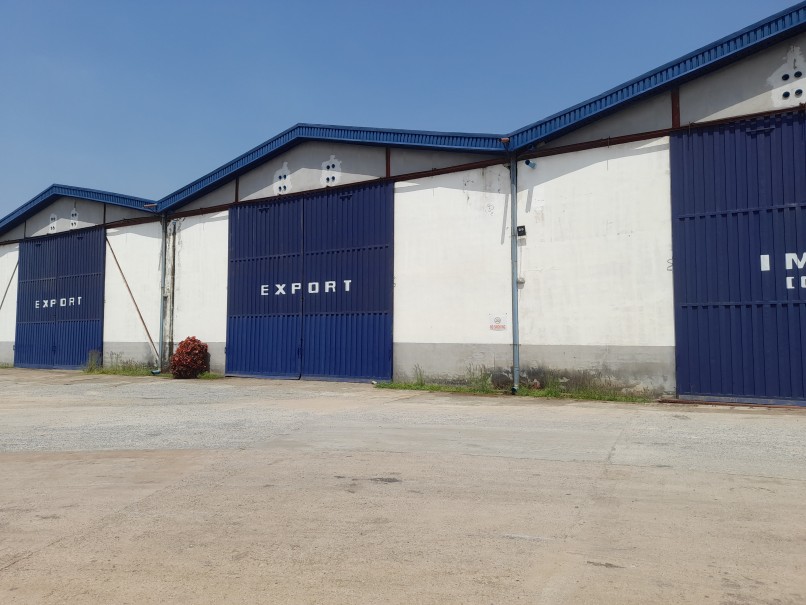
[226,182,393,381]
[671,112,806,405]
[15,228,105,369]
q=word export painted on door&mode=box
[35,296,83,309]
[260,280,353,296]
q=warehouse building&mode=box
[2,3,806,405]
[0,187,161,370]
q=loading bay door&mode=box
[225,182,393,381]
[671,112,806,405]
[14,228,105,369]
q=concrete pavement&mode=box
[0,368,804,604]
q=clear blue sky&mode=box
[0,0,797,217]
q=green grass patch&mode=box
[82,350,224,380]
[376,381,498,395]
[376,365,655,403]
[198,372,224,380]
[0,362,13,369]
[376,381,652,403]
[517,369,654,402]
[84,351,158,377]
[377,364,500,395]
[84,363,156,377]
[84,367,156,376]
[516,385,651,403]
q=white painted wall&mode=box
[105,205,154,223]
[0,224,24,243]
[394,165,512,345]
[179,180,236,212]
[0,243,19,364]
[543,92,672,148]
[2,197,154,242]
[680,32,806,124]
[26,197,104,237]
[171,211,229,366]
[184,144,498,212]
[517,137,674,348]
[103,222,163,364]
[390,149,499,176]
[239,141,385,202]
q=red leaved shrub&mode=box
[170,336,209,379]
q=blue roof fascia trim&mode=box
[157,124,506,212]
[0,184,156,236]
[510,1,806,149]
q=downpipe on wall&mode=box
[157,214,167,372]
[166,219,178,364]
[508,153,521,394]
[157,217,180,371]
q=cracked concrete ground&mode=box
[0,368,804,604]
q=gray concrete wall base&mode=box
[519,344,675,393]
[393,343,512,383]
[0,341,13,365]
[393,342,676,393]
[103,343,160,368]
[205,342,226,374]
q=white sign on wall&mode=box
[489,313,508,331]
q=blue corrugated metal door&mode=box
[671,112,806,405]
[226,182,393,380]
[302,184,393,380]
[226,197,303,378]
[14,229,106,369]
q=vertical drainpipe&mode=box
[157,213,167,370]
[509,154,521,394]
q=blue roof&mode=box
[155,123,506,212]
[0,184,156,237]
[509,1,806,148]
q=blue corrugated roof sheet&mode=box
[0,185,156,237]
